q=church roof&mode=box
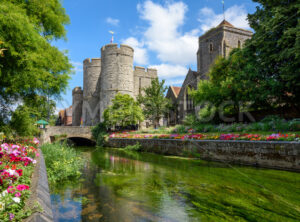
[218,19,234,28]
[171,86,181,98]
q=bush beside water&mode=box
[92,123,108,146]
[41,143,85,184]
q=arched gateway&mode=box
[40,126,94,145]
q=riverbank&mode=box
[108,138,300,172]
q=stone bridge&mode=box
[40,126,94,145]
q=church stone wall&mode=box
[72,87,83,126]
[197,28,224,76]
[82,58,101,126]
[99,44,134,122]
[223,27,252,57]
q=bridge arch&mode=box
[40,126,95,146]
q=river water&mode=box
[50,147,300,222]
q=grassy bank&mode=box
[40,143,85,184]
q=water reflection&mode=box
[50,148,300,222]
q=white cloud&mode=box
[149,64,188,78]
[122,37,148,65]
[198,5,250,33]
[106,17,119,26]
[71,61,83,73]
[166,78,184,86]
[137,1,199,65]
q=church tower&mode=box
[197,20,252,78]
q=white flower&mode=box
[12,197,20,203]
[1,190,8,197]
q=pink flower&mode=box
[15,192,21,197]
[16,184,30,191]
[7,186,15,193]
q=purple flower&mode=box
[9,213,15,220]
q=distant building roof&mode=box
[171,86,181,98]
[65,106,72,117]
[59,110,65,117]
[218,19,234,28]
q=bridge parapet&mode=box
[40,126,93,144]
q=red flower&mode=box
[16,169,23,176]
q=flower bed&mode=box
[109,133,300,142]
[0,138,39,221]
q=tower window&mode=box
[139,78,142,94]
[238,40,241,48]
[209,43,213,53]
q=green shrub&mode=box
[92,123,108,146]
[289,119,300,131]
[41,143,85,184]
[124,142,142,151]
[183,114,197,127]
[174,125,187,133]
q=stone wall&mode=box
[24,150,53,222]
[108,138,300,171]
[133,66,157,98]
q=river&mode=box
[50,147,300,222]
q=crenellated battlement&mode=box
[101,43,134,56]
[134,66,157,78]
[83,58,101,66]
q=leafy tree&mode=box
[23,94,56,121]
[103,93,144,128]
[10,105,39,136]
[191,49,265,116]
[246,0,300,110]
[138,78,170,128]
[192,0,300,118]
[0,0,72,130]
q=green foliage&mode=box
[10,105,38,136]
[124,143,142,152]
[188,116,299,133]
[41,143,85,184]
[92,123,107,146]
[247,0,300,109]
[182,114,197,127]
[0,0,72,128]
[104,93,144,128]
[174,125,188,134]
[138,78,170,128]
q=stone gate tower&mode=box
[99,44,134,122]
[72,43,157,126]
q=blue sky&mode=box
[54,0,258,110]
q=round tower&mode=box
[72,87,83,126]
[99,44,134,122]
[82,58,101,126]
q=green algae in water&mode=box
[50,147,300,222]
